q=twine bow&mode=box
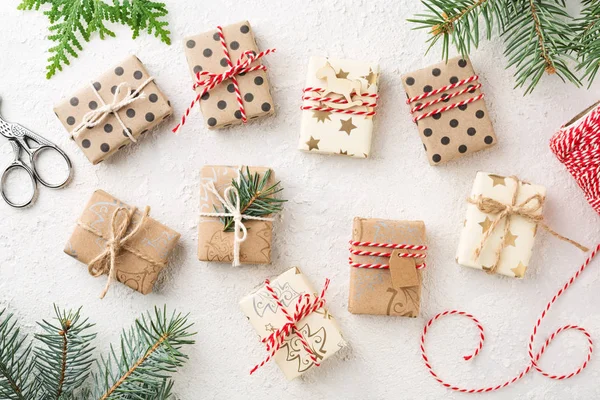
[250,278,330,375]
[73,77,155,142]
[468,176,588,274]
[199,180,274,266]
[82,206,153,298]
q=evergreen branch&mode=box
[218,167,287,232]
[33,305,96,399]
[0,309,36,400]
[574,0,600,85]
[92,306,195,399]
[17,0,52,10]
[119,0,171,44]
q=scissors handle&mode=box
[30,144,73,189]
[1,158,38,208]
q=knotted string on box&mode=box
[550,101,600,215]
[406,75,484,122]
[467,175,588,275]
[77,205,165,299]
[420,244,600,393]
[72,77,155,143]
[250,278,330,375]
[348,241,427,269]
[198,170,275,267]
[173,25,276,133]
[301,88,379,117]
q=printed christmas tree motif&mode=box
[386,287,420,317]
[488,174,507,187]
[205,230,234,262]
[339,118,357,135]
[511,262,527,278]
[504,231,518,247]
[252,282,301,317]
[306,136,320,151]
[280,323,327,373]
[479,216,493,233]
[312,110,332,123]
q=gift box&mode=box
[183,21,275,129]
[348,217,427,317]
[54,55,172,165]
[198,165,280,265]
[298,56,379,158]
[401,57,496,165]
[64,190,180,296]
[456,172,546,278]
[240,267,346,380]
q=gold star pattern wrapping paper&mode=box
[239,267,346,380]
[455,172,546,278]
[298,56,379,158]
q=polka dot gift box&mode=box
[299,56,379,158]
[53,55,172,165]
[401,57,496,165]
[182,21,275,130]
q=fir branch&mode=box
[33,305,96,400]
[119,0,171,44]
[218,167,286,232]
[92,306,195,399]
[0,309,37,400]
[16,0,52,10]
[574,0,600,85]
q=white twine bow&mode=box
[199,180,274,266]
[72,76,155,143]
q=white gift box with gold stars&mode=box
[456,172,546,278]
[298,56,379,158]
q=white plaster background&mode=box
[1,0,600,398]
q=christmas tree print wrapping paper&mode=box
[401,57,496,165]
[240,267,347,380]
[456,172,546,278]
[54,55,172,165]
[348,218,426,317]
[298,56,379,158]
[64,190,180,294]
[183,21,274,129]
[198,165,275,264]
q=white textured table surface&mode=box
[1,1,600,399]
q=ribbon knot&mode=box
[468,176,587,273]
[86,205,150,298]
[250,279,330,375]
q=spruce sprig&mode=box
[217,168,287,232]
[574,0,600,85]
[33,305,96,399]
[17,0,171,79]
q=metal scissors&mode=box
[0,96,73,208]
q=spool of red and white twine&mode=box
[549,101,600,215]
[421,244,600,393]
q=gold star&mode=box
[339,118,357,135]
[511,262,527,278]
[479,217,493,233]
[482,265,493,272]
[339,149,347,155]
[312,110,331,123]
[489,174,507,187]
[306,136,320,151]
[504,231,518,247]
[362,68,378,85]
[265,323,276,332]
[336,69,349,79]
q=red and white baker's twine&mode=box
[173,25,275,133]
[550,102,600,215]
[250,278,330,375]
[421,244,600,393]
[348,240,427,270]
[301,88,379,116]
[406,75,484,123]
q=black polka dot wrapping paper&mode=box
[183,21,275,129]
[401,57,497,165]
[53,55,173,165]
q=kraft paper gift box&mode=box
[54,55,172,165]
[348,217,427,317]
[64,190,180,296]
[198,165,277,264]
[401,57,496,165]
[298,56,380,158]
[456,172,546,278]
[183,20,275,129]
[240,267,347,380]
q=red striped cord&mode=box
[421,244,600,393]
[349,240,427,269]
[549,102,600,215]
[406,75,479,104]
[413,94,484,123]
[302,87,379,116]
[410,84,481,113]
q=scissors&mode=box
[0,96,73,208]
